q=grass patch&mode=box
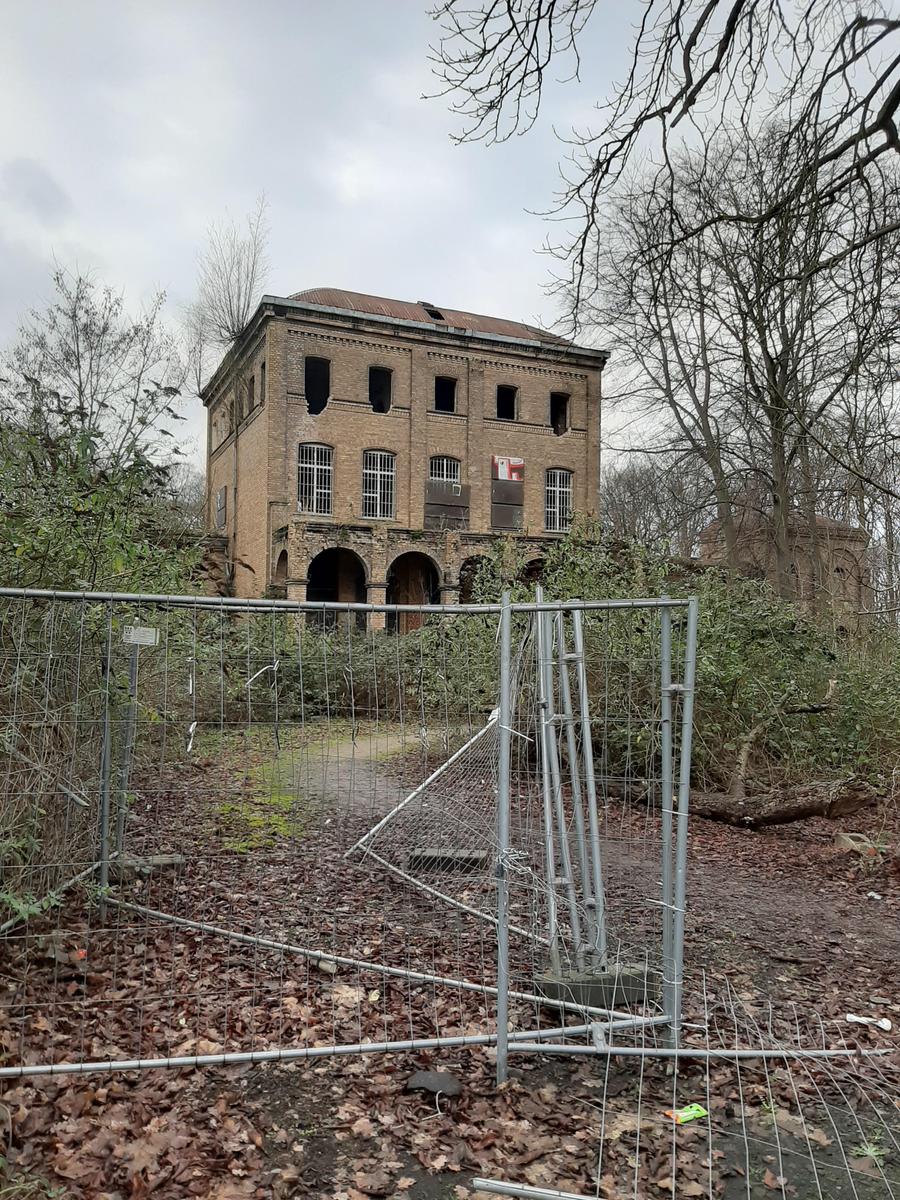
[217,754,309,852]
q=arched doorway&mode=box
[386,552,441,633]
[274,549,288,585]
[458,555,487,605]
[520,557,545,586]
[306,547,367,629]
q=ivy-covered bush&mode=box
[471,520,900,791]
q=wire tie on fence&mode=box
[645,898,686,913]
[186,721,197,753]
[245,661,279,687]
[497,849,531,874]
[498,724,533,743]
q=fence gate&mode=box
[0,587,696,1082]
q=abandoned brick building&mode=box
[203,288,607,616]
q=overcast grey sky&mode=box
[0,0,631,457]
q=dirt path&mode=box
[3,730,897,1199]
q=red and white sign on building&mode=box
[492,455,525,482]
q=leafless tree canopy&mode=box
[431,1,900,298]
[587,127,900,605]
[1,269,186,468]
[192,195,270,348]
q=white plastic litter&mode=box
[846,1013,892,1032]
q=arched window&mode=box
[429,456,461,485]
[297,443,333,515]
[545,468,573,532]
[362,450,396,519]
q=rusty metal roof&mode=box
[289,287,572,346]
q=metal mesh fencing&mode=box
[0,588,695,1080]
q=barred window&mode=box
[362,450,396,519]
[429,455,461,484]
[297,443,333,515]
[545,468,573,532]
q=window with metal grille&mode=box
[297,443,333,515]
[362,450,395,519]
[429,456,461,484]
[545,468,573,532]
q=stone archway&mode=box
[274,549,288,585]
[520,556,545,586]
[306,547,367,629]
[386,551,441,633]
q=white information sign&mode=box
[123,625,159,647]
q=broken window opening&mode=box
[260,360,266,402]
[434,376,457,413]
[368,366,392,413]
[496,385,517,421]
[247,374,255,412]
[550,392,570,436]
[420,301,445,321]
[305,356,331,415]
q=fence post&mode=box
[98,612,113,923]
[671,596,699,1043]
[659,602,676,1039]
[495,590,513,1086]
[533,588,561,974]
[570,608,607,964]
[115,643,139,858]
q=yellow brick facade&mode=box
[203,292,607,605]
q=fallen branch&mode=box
[728,680,837,805]
[690,778,881,829]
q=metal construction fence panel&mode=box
[0,588,696,1081]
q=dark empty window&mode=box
[368,366,392,413]
[434,376,457,413]
[496,385,517,421]
[550,392,570,436]
[305,356,331,415]
[247,374,255,411]
[260,360,266,401]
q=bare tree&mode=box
[431,1,900,300]
[601,453,712,557]
[588,128,900,598]
[191,195,270,352]
[2,268,186,468]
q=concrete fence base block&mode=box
[406,847,490,873]
[109,854,185,882]
[535,965,660,1011]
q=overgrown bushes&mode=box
[472,521,900,794]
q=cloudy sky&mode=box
[0,1,632,457]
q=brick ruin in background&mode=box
[699,510,872,630]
